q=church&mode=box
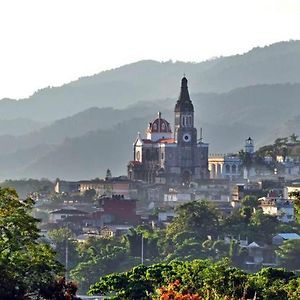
[127,77,209,185]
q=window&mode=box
[232,165,237,173]
[136,151,140,161]
[225,164,230,173]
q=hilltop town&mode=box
[2,77,299,296]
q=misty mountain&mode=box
[1,40,300,122]
[2,83,300,180]
[0,118,45,136]
[0,104,168,155]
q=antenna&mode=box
[200,127,203,142]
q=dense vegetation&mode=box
[1,185,300,298]
[0,187,79,299]
[88,259,300,299]
[43,196,300,294]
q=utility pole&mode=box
[65,233,69,282]
[141,234,144,265]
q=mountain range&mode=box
[1,40,300,180]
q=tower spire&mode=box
[175,76,194,112]
[179,76,190,101]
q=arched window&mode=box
[136,151,140,161]
[232,165,237,173]
[225,164,230,173]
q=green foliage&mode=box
[83,188,97,201]
[167,201,220,241]
[69,236,138,294]
[89,259,300,300]
[0,187,63,299]
[48,228,79,270]
[276,240,300,271]
[241,195,259,209]
[289,191,300,223]
[0,178,54,198]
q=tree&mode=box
[89,259,300,300]
[70,236,132,294]
[166,201,220,241]
[249,209,278,243]
[0,187,64,299]
[105,169,112,180]
[48,228,79,271]
[276,240,300,271]
[290,133,299,143]
[289,191,300,223]
[83,188,96,201]
[241,195,259,209]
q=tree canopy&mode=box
[0,187,77,299]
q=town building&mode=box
[127,77,209,185]
[54,177,134,198]
[259,194,294,223]
[272,233,300,246]
[54,180,80,194]
[208,137,255,181]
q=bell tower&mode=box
[174,76,197,145]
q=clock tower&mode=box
[174,76,197,145]
[128,76,209,185]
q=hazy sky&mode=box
[0,0,299,99]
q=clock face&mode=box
[183,133,191,142]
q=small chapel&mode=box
[127,76,209,185]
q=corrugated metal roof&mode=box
[276,233,300,239]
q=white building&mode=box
[259,196,294,223]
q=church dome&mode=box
[147,112,172,133]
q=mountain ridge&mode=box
[1,82,300,179]
[1,40,300,122]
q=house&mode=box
[259,196,294,223]
[49,207,89,223]
[272,233,300,246]
[79,177,132,198]
[90,195,139,225]
[100,225,133,237]
[54,180,80,194]
[164,190,193,202]
[243,242,276,272]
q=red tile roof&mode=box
[129,160,142,166]
[158,138,176,144]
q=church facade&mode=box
[127,77,209,185]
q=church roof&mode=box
[140,138,175,145]
[147,112,172,134]
[128,160,142,166]
[142,139,154,144]
[158,138,175,144]
[175,76,194,112]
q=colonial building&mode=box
[208,137,255,180]
[127,77,209,185]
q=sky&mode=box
[0,0,300,100]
